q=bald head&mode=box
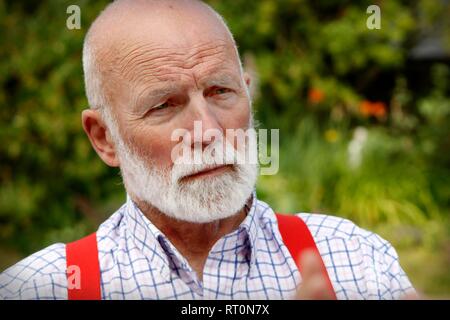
[83,0,243,117]
[87,0,236,47]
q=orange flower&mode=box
[359,100,387,118]
[308,88,325,104]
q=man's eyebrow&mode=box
[133,84,178,112]
[146,86,176,99]
[201,73,241,88]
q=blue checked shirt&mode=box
[0,192,415,299]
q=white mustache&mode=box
[171,138,242,183]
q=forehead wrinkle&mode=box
[177,40,230,69]
[114,36,231,68]
[114,39,235,84]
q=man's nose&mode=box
[187,94,223,149]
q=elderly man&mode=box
[0,0,416,300]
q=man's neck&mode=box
[134,195,253,281]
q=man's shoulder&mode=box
[296,212,391,252]
[0,204,128,300]
[292,213,416,299]
[0,243,67,299]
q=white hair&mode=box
[116,128,258,223]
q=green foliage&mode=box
[209,0,450,295]
[0,0,123,253]
[0,0,449,296]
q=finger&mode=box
[296,274,332,300]
[295,249,335,300]
[400,291,422,300]
[297,249,323,280]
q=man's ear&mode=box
[243,72,251,89]
[81,109,120,167]
[243,71,254,101]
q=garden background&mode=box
[0,0,449,297]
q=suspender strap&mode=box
[275,213,336,299]
[66,232,101,300]
[65,215,335,299]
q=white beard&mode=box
[111,123,259,224]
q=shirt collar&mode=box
[123,191,261,281]
[235,191,260,267]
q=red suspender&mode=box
[65,215,335,300]
[66,232,101,300]
[275,213,336,299]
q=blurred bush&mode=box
[0,0,449,296]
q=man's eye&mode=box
[153,102,169,110]
[208,87,232,96]
[215,88,229,94]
